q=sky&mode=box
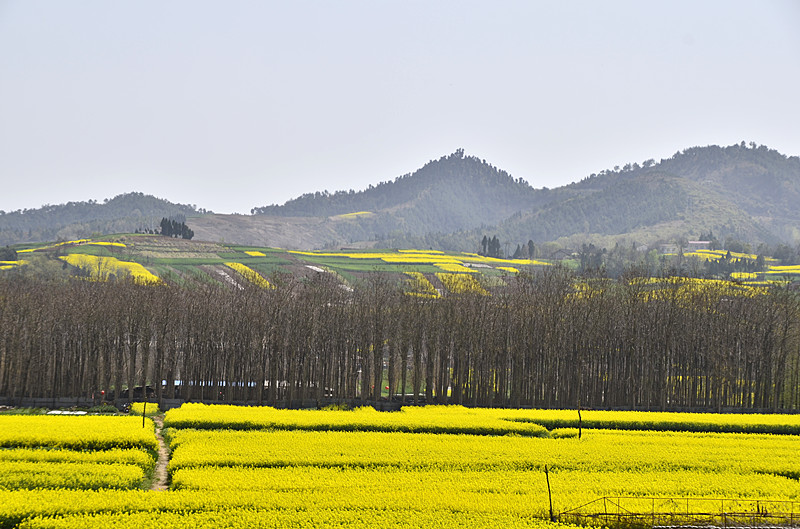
[1,1,799,215]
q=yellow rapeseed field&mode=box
[288,249,550,272]
[404,271,439,298]
[87,241,126,248]
[435,262,478,273]
[2,405,800,528]
[436,272,490,295]
[225,262,273,289]
[0,415,158,451]
[59,254,160,284]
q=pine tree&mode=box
[160,218,172,237]
[0,246,17,261]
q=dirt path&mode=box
[150,415,169,491]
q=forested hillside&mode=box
[558,142,800,242]
[252,149,551,242]
[385,143,800,253]
[0,193,202,246]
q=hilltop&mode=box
[248,149,551,248]
[500,142,800,247]
[0,192,203,247]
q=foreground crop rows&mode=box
[163,403,551,436]
[0,416,157,451]
[166,427,800,477]
[0,415,157,525]
[165,403,800,435]
[2,406,800,528]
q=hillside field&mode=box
[3,234,554,295]
[4,234,799,291]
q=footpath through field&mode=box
[150,415,169,491]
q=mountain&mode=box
[251,149,551,241]
[4,143,799,253]
[385,143,800,252]
[0,193,202,246]
[492,142,800,248]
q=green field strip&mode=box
[147,265,187,284]
[62,245,117,257]
[225,246,286,254]
[147,264,174,276]
[330,268,357,284]
[248,262,289,277]
[218,256,294,266]
[293,254,375,264]
[148,257,228,265]
[480,275,507,288]
[349,263,444,274]
[13,241,57,252]
[171,265,218,284]
[292,255,428,272]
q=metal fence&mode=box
[558,497,800,528]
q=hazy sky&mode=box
[1,1,798,214]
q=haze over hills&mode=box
[486,143,800,253]
[2,143,799,253]
[0,193,203,247]
[248,142,800,252]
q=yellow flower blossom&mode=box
[404,272,439,298]
[435,262,477,273]
[225,262,273,289]
[337,211,373,218]
[88,241,126,248]
[59,254,161,284]
[436,273,489,295]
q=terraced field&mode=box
[5,235,548,294]
[8,235,797,295]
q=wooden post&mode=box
[578,408,582,439]
[142,398,146,428]
[545,465,554,521]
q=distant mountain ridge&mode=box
[246,149,556,248]
[3,143,799,252]
[252,149,548,229]
[535,142,800,245]
[0,193,201,246]
[384,143,800,251]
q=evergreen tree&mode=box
[488,236,501,258]
[0,246,16,261]
[160,218,172,237]
[159,217,194,240]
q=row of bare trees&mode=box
[1,269,799,411]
